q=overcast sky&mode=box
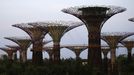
[0,0,134,59]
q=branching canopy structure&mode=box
[121,39,134,62]
[0,47,17,60]
[29,21,83,63]
[65,46,87,60]
[62,5,126,29]
[62,6,126,72]
[12,23,48,63]
[101,47,110,59]
[12,23,47,42]
[4,37,31,62]
[6,45,20,60]
[29,21,83,42]
[6,45,20,50]
[101,32,134,72]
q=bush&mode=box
[0,58,134,75]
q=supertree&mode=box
[4,37,31,62]
[29,21,83,63]
[6,45,20,60]
[101,32,134,75]
[121,39,134,62]
[62,5,126,73]
[65,46,87,60]
[44,47,53,61]
[101,47,110,75]
[0,47,17,61]
[12,23,48,63]
[101,46,110,60]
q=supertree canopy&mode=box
[6,45,20,60]
[121,39,134,62]
[62,5,126,73]
[12,23,48,63]
[6,45,20,50]
[101,32,134,74]
[62,5,126,29]
[29,21,83,63]
[4,37,31,62]
[0,47,17,61]
[65,46,87,60]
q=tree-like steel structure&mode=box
[101,47,110,60]
[101,32,134,74]
[12,23,48,63]
[4,37,31,62]
[0,47,17,61]
[6,45,20,60]
[62,5,126,73]
[101,47,110,75]
[65,46,87,60]
[44,47,53,61]
[29,21,83,63]
[121,39,134,62]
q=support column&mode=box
[53,42,60,63]
[7,50,14,61]
[62,6,126,75]
[88,24,102,69]
[110,48,118,75]
[75,49,81,60]
[14,51,17,61]
[101,48,110,75]
[127,48,132,62]
[32,40,43,63]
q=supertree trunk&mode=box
[110,48,118,75]
[7,52,13,61]
[19,50,27,62]
[103,52,109,75]
[127,48,132,62]
[103,57,108,75]
[14,52,17,61]
[19,50,23,62]
[75,50,81,61]
[22,50,27,62]
[32,40,43,63]
[53,42,60,64]
[49,51,53,62]
[62,6,126,74]
[88,24,102,74]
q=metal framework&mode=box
[101,32,134,73]
[4,37,31,62]
[43,40,52,45]
[121,39,134,62]
[6,45,20,50]
[30,21,83,63]
[6,45,20,60]
[101,47,110,59]
[0,47,17,61]
[62,5,126,73]
[44,47,53,61]
[12,23,48,63]
[101,47,110,74]
[65,46,87,60]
